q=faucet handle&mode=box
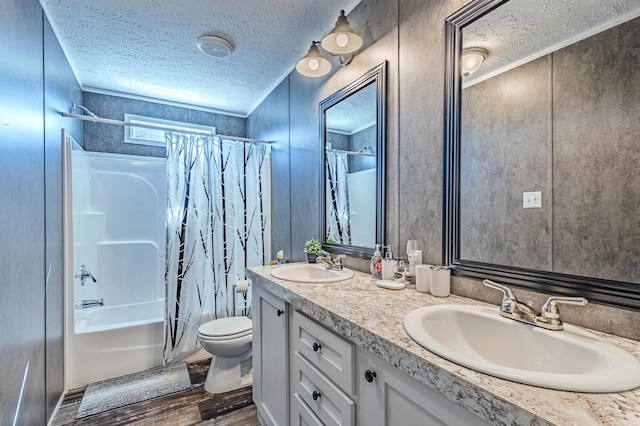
[541,296,588,319]
[483,280,517,303]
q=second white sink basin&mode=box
[404,304,640,392]
[270,263,354,283]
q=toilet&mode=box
[197,315,253,394]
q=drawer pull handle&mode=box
[277,309,284,316]
[365,370,377,383]
[313,342,322,352]
[312,390,321,400]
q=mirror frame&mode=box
[320,61,386,259]
[444,0,640,311]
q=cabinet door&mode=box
[253,287,288,426]
[356,348,489,426]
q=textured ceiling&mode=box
[41,0,361,116]
[326,82,376,135]
[463,0,640,86]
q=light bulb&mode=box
[336,33,349,48]
[308,58,319,71]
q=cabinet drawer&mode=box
[292,393,323,426]
[292,310,354,393]
[292,351,355,426]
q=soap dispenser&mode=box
[370,244,383,278]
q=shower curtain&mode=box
[164,132,269,364]
[325,152,351,245]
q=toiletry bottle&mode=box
[276,250,285,264]
[370,244,382,278]
[382,246,396,280]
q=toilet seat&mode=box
[198,316,252,340]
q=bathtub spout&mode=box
[80,298,104,309]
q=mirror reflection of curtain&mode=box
[326,152,351,244]
[164,132,269,364]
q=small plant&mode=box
[304,238,323,255]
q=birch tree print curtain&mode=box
[325,152,351,245]
[164,132,269,364]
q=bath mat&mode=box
[76,362,192,419]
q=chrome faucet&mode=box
[75,264,97,286]
[483,280,587,331]
[316,252,346,270]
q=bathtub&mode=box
[66,300,165,388]
[63,144,168,388]
[76,299,164,333]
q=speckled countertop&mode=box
[247,265,640,426]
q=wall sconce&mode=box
[296,10,363,77]
[296,41,332,78]
[461,47,488,77]
[321,10,363,66]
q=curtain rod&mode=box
[326,148,376,157]
[61,112,271,144]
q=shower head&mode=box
[72,103,98,118]
[357,145,374,154]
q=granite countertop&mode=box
[247,264,640,426]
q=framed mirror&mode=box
[444,0,640,310]
[320,62,386,259]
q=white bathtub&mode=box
[64,147,168,388]
[76,299,164,333]
[66,300,165,388]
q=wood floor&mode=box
[51,360,260,426]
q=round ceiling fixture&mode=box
[197,35,234,58]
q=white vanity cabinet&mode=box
[253,286,289,426]
[290,310,355,426]
[253,285,489,426]
[356,347,490,426]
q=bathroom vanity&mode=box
[248,265,640,426]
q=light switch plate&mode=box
[523,191,542,208]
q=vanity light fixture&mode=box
[321,10,363,66]
[461,47,488,77]
[296,41,332,78]
[296,11,363,77]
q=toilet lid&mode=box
[198,316,252,337]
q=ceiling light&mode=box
[461,48,488,77]
[197,35,234,58]
[321,10,363,55]
[296,41,331,78]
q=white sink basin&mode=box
[403,304,640,392]
[270,263,354,283]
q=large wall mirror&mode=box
[444,0,640,309]
[321,62,386,259]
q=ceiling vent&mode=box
[197,35,234,58]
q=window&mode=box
[124,114,216,147]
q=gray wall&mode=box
[248,0,401,262]
[247,0,470,265]
[461,56,551,270]
[349,125,376,172]
[326,128,376,173]
[460,18,640,284]
[83,92,247,157]
[0,1,82,423]
[246,77,292,261]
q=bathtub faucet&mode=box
[80,298,104,309]
[75,265,97,286]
